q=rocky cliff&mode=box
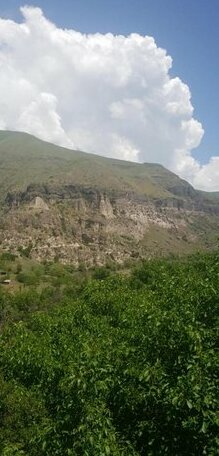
[1,183,218,266]
[0,131,218,266]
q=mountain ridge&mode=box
[0,130,200,198]
[0,130,218,266]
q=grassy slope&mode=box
[0,130,193,200]
[199,190,219,201]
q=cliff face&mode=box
[1,183,219,266]
[0,131,218,266]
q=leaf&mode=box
[105,445,111,455]
[186,400,193,409]
[200,421,207,434]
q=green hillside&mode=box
[0,130,196,200]
[200,190,219,201]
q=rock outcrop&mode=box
[1,183,218,266]
[0,131,218,266]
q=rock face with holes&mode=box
[1,181,219,266]
[0,131,219,266]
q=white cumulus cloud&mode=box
[0,6,218,191]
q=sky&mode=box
[0,0,219,191]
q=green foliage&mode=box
[0,251,218,454]
[0,252,16,262]
[16,271,39,286]
[92,266,112,280]
[16,263,22,274]
[17,244,33,259]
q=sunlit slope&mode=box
[0,130,195,200]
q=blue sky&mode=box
[1,0,218,166]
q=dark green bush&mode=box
[16,272,39,286]
[0,252,16,262]
[92,266,111,280]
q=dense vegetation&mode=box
[0,251,218,455]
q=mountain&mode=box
[0,130,219,266]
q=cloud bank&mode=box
[0,6,218,190]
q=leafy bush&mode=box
[92,266,111,280]
[0,252,16,262]
[16,272,39,286]
[0,251,218,455]
[17,244,33,258]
